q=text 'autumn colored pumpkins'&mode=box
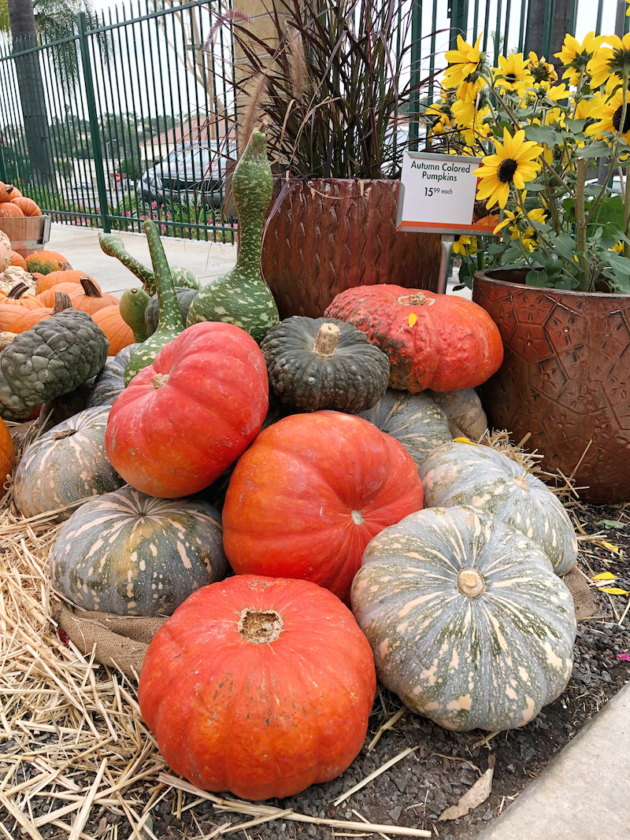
[105,322,269,497]
[325,284,504,392]
[222,411,424,603]
[138,575,376,800]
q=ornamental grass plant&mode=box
[426,29,630,293]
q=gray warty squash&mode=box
[50,485,229,616]
[427,389,487,441]
[261,316,390,414]
[352,506,576,733]
[360,390,452,469]
[419,441,577,575]
[14,406,123,521]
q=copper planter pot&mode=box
[473,268,630,504]
[261,178,441,319]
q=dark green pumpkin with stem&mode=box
[99,233,200,296]
[186,128,279,342]
[119,287,150,343]
[124,221,185,385]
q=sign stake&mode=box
[437,235,455,294]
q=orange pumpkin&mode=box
[10,251,27,270]
[0,202,24,218]
[35,283,83,307]
[70,277,118,314]
[0,417,15,484]
[0,183,19,202]
[11,197,41,217]
[91,305,134,355]
[10,291,73,334]
[34,249,67,263]
[1,283,41,310]
[35,270,99,295]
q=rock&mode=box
[389,804,403,822]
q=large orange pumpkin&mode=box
[138,575,377,801]
[106,322,269,498]
[325,285,504,392]
[35,270,99,295]
[10,251,27,270]
[0,202,24,218]
[10,291,72,333]
[70,277,118,314]
[91,305,134,355]
[0,417,15,484]
[223,411,425,603]
[11,197,41,217]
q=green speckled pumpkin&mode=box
[262,317,389,414]
[352,506,576,732]
[360,389,452,469]
[49,485,229,616]
[87,344,138,408]
[14,406,123,521]
[419,442,577,575]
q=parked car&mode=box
[140,142,236,206]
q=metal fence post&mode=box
[448,0,469,50]
[77,11,110,233]
[409,0,422,152]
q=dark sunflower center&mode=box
[504,73,518,83]
[497,158,518,183]
[612,105,630,134]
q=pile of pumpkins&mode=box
[0,182,42,219]
[0,132,579,804]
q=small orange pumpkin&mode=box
[70,277,118,314]
[10,291,73,334]
[35,283,83,307]
[0,202,24,218]
[10,251,27,270]
[0,416,15,485]
[1,283,41,310]
[91,305,134,355]
[35,270,99,294]
[0,183,19,202]
[11,197,41,217]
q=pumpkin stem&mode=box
[313,322,341,357]
[398,293,427,306]
[151,373,170,389]
[53,292,73,313]
[7,282,28,299]
[238,609,283,644]
[80,277,102,298]
[456,568,486,599]
[512,475,530,492]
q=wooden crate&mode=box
[0,217,51,257]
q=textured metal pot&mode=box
[473,268,630,504]
[261,178,441,319]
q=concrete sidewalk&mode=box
[479,680,630,840]
[48,224,237,297]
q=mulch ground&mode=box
[0,468,628,839]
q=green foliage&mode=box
[119,157,144,181]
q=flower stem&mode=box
[575,157,590,291]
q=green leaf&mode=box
[576,142,612,158]
[524,125,560,146]
[607,254,630,276]
[526,269,549,287]
[597,519,625,530]
[586,195,624,238]
[523,183,547,191]
[565,118,587,134]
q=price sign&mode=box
[396,151,498,235]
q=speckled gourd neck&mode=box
[233,129,273,279]
[143,221,183,333]
[99,233,156,296]
[119,287,150,342]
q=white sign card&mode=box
[396,151,499,235]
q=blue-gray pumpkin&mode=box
[351,506,576,732]
[49,485,229,616]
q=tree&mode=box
[526,0,572,65]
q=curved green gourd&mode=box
[124,221,184,386]
[186,128,279,343]
[119,287,150,343]
[99,234,200,296]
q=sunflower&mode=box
[443,35,485,90]
[425,101,454,137]
[452,235,477,256]
[494,201,546,252]
[555,32,606,85]
[528,52,558,84]
[493,53,534,93]
[586,33,630,89]
[471,129,543,209]
[585,78,630,141]
[461,107,492,148]
[452,78,485,127]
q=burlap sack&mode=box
[54,602,168,679]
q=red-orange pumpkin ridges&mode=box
[222,410,424,604]
[138,575,377,801]
[105,321,269,498]
[325,284,504,393]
